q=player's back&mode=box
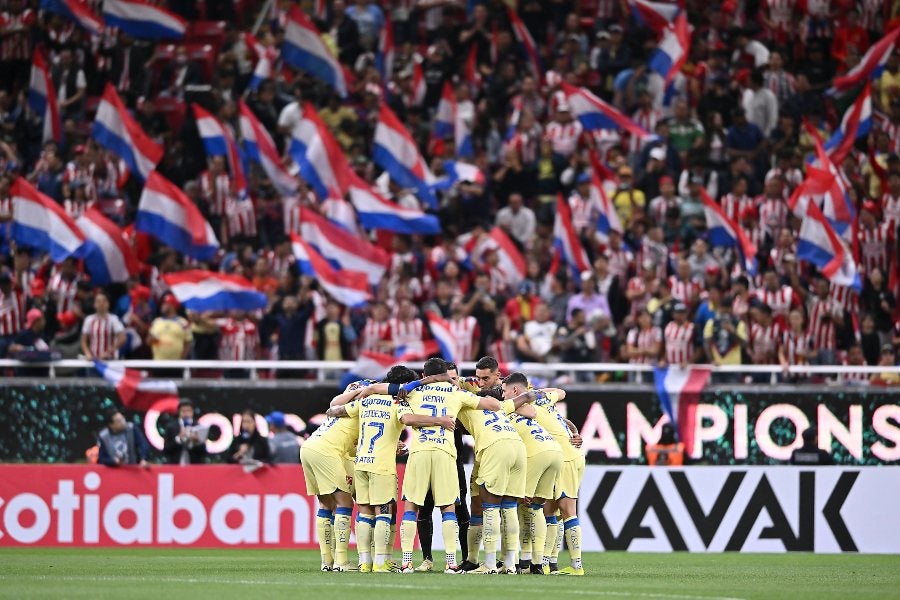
[508,411,563,457]
[533,390,580,462]
[305,403,359,459]
[457,407,521,452]
[406,383,480,458]
[353,394,410,474]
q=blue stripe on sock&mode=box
[546,516,558,525]
[358,516,376,526]
[376,516,392,524]
[564,517,580,530]
[500,500,518,509]
[482,503,501,509]
[317,509,333,519]
[335,507,353,516]
[530,503,544,510]
[470,516,483,525]
[402,510,417,522]
[442,512,458,522]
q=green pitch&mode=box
[1,549,898,600]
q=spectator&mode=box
[840,344,871,386]
[861,268,896,341]
[789,428,834,465]
[494,192,536,249]
[81,292,125,361]
[703,295,748,377]
[227,409,271,465]
[97,409,150,467]
[53,49,86,122]
[149,294,192,361]
[741,69,778,137]
[624,309,662,372]
[267,411,300,464]
[516,303,558,362]
[645,423,684,466]
[778,308,812,377]
[315,301,356,361]
[663,302,696,368]
[567,272,610,322]
[163,399,207,465]
[0,270,23,357]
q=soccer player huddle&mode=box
[299,356,585,576]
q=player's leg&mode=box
[500,444,526,573]
[332,489,355,570]
[477,486,502,574]
[558,455,585,576]
[464,478,483,570]
[518,502,533,572]
[531,451,561,574]
[399,452,428,573]
[432,453,463,573]
[500,496,520,572]
[542,499,559,574]
[415,489,435,571]
[356,503,375,572]
[373,500,396,572]
[399,499,420,572]
[315,494,336,571]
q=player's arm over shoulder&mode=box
[541,388,566,403]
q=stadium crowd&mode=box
[0,0,898,382]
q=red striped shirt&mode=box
[882,193,900,232]
[225,198,257,239]
[48,273,80,314]
[390,317,424,350]
[0,289,24,336]
[199,171,232,216]
[0,9,35,61]
[757,196,789,240]
[544,121,583,156]
[857,222,892,275]
[749,320,783,362]
[448,315,479,362]
[668,275,701,305]
[807,296,841,351]
[627,326,662,364]
[360,319,391,353]
[82,313,124,359]
[780,329,811,365]
[664,321,694,365]
[720,193,753,223]
[755,286,795,322]
[217,318,259,361]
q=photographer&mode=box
[97,409,150,467]
[163,399,208,465]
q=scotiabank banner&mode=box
[1,465,898,552]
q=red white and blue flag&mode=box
[373,103,437,208]
[282,6,348,97]
[790,136,855,240]
[553,193,591,274]
[347,171,440,234]
[244,32,277,92]
[488,227,527,286]
[828,26,900,95]
[433,81,455,141]
[589,150,622,242]
[823,81,872,164]
[77,207,141,285]
[796,201,861,292]
[628,0,681,33]
[92,84,163,182]
[95,360,179,413]
[102,0,186,39]
[162,270,267,312]
[507,5,542,82]
[463,44,482,90]
[561,82,654,140]
[425,311,458,363]
[653,365,711,454]
[298,208,390,286]
[701,188,758,274]
[193,103,247,198]
[289,102,352,199]
[291,234,371,307]
[28,51,62,144]
[11,177,88,262]
[410,60,426,106]
[376,13,394,81]
[136,171,219,260]
[40,0,104,35]
[648,12,690,84]
[432,160,486,191]
[238,100,298,197]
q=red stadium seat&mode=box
[185,43,216,81]
[187,21,226,50]
[154,97,187,133]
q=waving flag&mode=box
[291,234,370,307]
[28,51,62,144]
[244,32,276,92]
[823,81,872,164]
[102,0,186,39]
[425,311,458,363]
[193,104,247,198]
[299,208,390,286]
[11,177,87,262]
[238,101,297,197]
[78,208,140,285]
[410,60,426,106]
[282,6,348,97]
[431,160,486,191]
[136,171,219,260]
[828,26,900,95]
[561,83,654,140]
[348,172,440,234]
[589,150,623,242]
[653,365,711,454]
[648,13,690,84]
[289,102,352,199]
[433,82,455,141]
[797,201,861,291]
[507,5,541,81]
[92,84,163,181]
[553,194,591,273]
[373,103,437,208]
[376,13,394,81]
[701,188,757,274]
[162,270,267,312]
[95,360,179,413]
[790,137,855,239]
[488,227,527,286]
[628,0,681,33]
[40,0,104,35]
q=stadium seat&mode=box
[154,97,187,133]
[187,21,226,50]
[185,44,217,81]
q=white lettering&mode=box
[4,493,50,543]
[157,473,206,544]
[734,403,748,460]
[580,402,622,458]
[818,405,862,460]
[104,494,153,544]
[52,480,80,543]
[263,494,311,543]
[625,403,669,459]
[200,413,234,455]
[755,404,809,461]
[691,404,728,458]
[210,494,260,544]
[872,405,900,461]
[83,473,100,543]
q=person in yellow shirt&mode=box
[501,376,563,575]
[703,295,749,377]
[611,165,646,228]
[148,295,192,360]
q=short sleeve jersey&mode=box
[457,406,521,453]
[347,394,412,475]
[304,400,360,459]
[533,390,579,462]
[405,383,481,458]
[502,400,563,458]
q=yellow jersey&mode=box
[502,400,562,458]
[533,390,579,462]
[303,400,360,459]
[457,406,520,453]
[345,394,412,475]
[405,383,481,458]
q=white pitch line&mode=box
[1,574,745,600]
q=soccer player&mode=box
[501,373,564,574]
[300,379,371,572]
[456,376,528,574]
[398,358,501,574]
[530,384,586,576]
[327,366,454,573]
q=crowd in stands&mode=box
[0,0,898,384]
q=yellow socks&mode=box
[441,512,459,567]
[316,508,334,566]
[374,514,392,567]
[400,510,417,566]
[482,503,501,567]
[563,516,583,570]
[532,505,547,566]
[333,507,352,566]
[518,504,533,563]
[500,501,519,568]
[542,514,558,567]
[467,516,483,564]
[356,514,374,568]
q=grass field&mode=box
[1,549,899,600]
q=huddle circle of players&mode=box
[299,356,585,576]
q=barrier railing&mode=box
[0,358,896,382]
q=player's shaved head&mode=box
[383,365,417,384]
[475,356,499,371]
[422,357,448,376]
